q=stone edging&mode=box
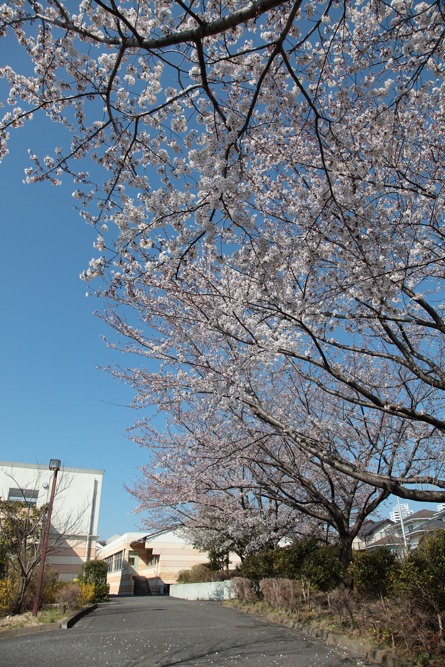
[0,604,98,639]
[60,604,98,628]
[225,602,412,667]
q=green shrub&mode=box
[300,544,343,592]
[236,548,278,582]
[78,560,109,602]
[351,547,398,598]
[238,538,342,591]
[396,530,445,614]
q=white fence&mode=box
[169,580,235,601]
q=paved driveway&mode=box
[0,597,373,666]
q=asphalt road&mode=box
[0,597,373,666]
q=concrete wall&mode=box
[170,580,235,601]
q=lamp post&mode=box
[32,459,61,617]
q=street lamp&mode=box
[32,459,61,617]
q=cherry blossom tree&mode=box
[129,387,403,583]
[131,421,306,561]
[1,1,445,499]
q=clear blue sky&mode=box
[0,108,152,540]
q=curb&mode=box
[0,604,98,639]
[61,604,97,628]
[0,622,62,640]
[226,602,412,667]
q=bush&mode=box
[329,588,362,629]
[395,529,445,640]
[0,578,13,617]
[56,584,81,612]
[351,547,398,598]
[238,538,322,582]
[79,582,95,605]
[236,548,278,582]
[78,560,109,602]
[176,563,225,584]
[40,567,63,606]
[0,565,62,617]
[238,538,342,592]
[260,578,299,611]
[300,544,343,592]
[231,577,259,602]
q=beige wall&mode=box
[140,533,211,584]
[98,532,146,595]
[98,530,219,595]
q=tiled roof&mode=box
[405,509,435,520]
[358,518,394,537]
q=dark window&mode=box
[8,488,39,505]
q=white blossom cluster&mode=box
[1,1,445,513]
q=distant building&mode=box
[390,503,413,523]
[353,508,445,555]
[0,460,104,580]
[98,529,241,596]
[352,519,395,551]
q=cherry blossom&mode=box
[1,1,445,501]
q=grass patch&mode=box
[0,606,70,630]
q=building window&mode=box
[104,551,124,572]
[8,488,38,505]
[113,551,123,571]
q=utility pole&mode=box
[32,459,61,616]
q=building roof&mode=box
[405,509,435,520]
[0,460,105,475]
[358,519,394,538]
[130,527,180,547]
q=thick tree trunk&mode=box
[12,575,29,615]
[339,537,354,589]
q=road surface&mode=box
[0,596,373,666]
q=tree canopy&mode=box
[1,1,445,501]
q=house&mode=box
[389,509,443,552]
[353,508,445,555]
[352,519,395,551]
[98,529,241,596]
[0,460,104,580]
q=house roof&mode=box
[408,519,445,536]
[365,534,401,548]
[358,519,394,538]
[405,509,435,520]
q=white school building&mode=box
[0,460,104,580]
